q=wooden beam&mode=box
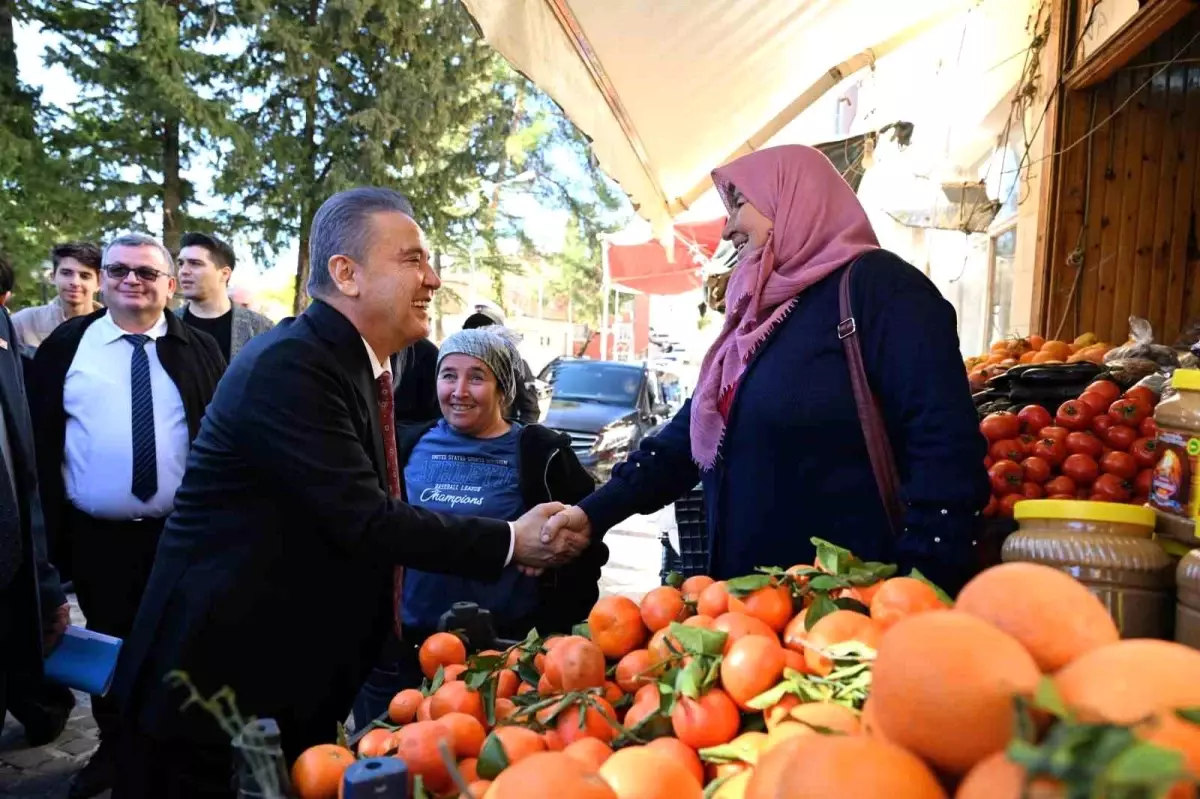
[1064,0,1197,90]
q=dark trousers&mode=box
[111,732,235,799]
[68,508,165,746]
[351,633,424,730]
[0,579,75,744]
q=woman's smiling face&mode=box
[720,184,774,255]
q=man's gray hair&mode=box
[102,232,176,275]
[307,187,416,299]
[437,327,523,403]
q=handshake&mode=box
[511,503,593,576]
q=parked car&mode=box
[539,358,679,482]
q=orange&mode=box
[872,610,1040,776]
[869,577,946,631]
[681,614,714,629]
[440,711,487,759]
[430,680,486,725]
[955,751,1063,799]
[781,608,808,653]
[640,586,690,632]
[622,699,656,731]
[696,581,730,617]
[614,649,657,692]
[588,596,649,659]
[1055,639,1200,775]
[1039,340,1071,361]
[645,737,703,786]
[354,727,393,758]
[493,669,519,699]
[291,744,354,799]
[563,737,614,771]
[416,694,434,722]
[387,688,424,724]
[391,720,455,794]
[679,575,715,602]
[556,698,619,746]
[719,634,786,709]
[494,697,517,722]
[763,693,801,730]
[486,726,547,773]
[861,696,888,742]
[745,735,946,799]
[544,728,565,751]
[804,609,881,676]
[464,780,492,797]
[483,751,618,799]
[443,663,467,681]
[839,580,884,606]
[598,745,704,799]
[458,757,480,783]
[670,688,740,749]
[603,680,624,706]
[727,584,794,633]
[544,636,607,693]
[773,701,861,737]
[956,562,1119,672]
[418,632,467,680]
[782,648,808,674]
[711,612,776,653]
[633,683,660,707]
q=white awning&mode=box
[461,0,978,234]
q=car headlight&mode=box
[593,424,635,453]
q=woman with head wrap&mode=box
[544,145,989,593]
[352,326,598,726]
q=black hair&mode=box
[51,241,102,275]
[179,231,236,271]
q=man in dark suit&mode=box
[391,336,440,425]
[0,254,73,752]
[110,188,589,798]
[29,233,226,798]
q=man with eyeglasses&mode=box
[27,232,225,799]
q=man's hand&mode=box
[43,602,69,655]
[542,505,593,546]
[512,502,588,576]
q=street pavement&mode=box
[0,511,670,798]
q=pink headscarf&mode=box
[690,144,880,469]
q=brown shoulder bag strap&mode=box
[838,260,905,534]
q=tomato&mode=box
[1130,438,1160,469]
[998,494,1024,518]
[1102,424,1138,452]
[989,439,1026,463]
[1135,469,1153,496]
[1020,482,1043,499]
[1124,386,1157,408]
[1062,453,1100,486]
[1065,431,1104,459]
[1017,405,1053,434]
[1100,451,1138,480]
[1056,400,1095,431]
[983,456,994,470]
[1086,380,1122,404]
[983,495,998,518]
[1039,426,1070,443]
[1091,414,1115,438]
[980,412,1021,442]
[1031,436,1067,467]
[1109,397,1151,426]
[1047,493,1077,500]
[1020,456,1052,484]
[1092,473,1133,503]
[1045,475,1077,496]
[988,460,1025,496]
[1076,392,1110,417]
[1140,417,1158,438]
[1018,433,1037,454]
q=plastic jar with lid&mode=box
[1176,549,1200,650]
[1152,368,1200,544]
[1005,499,1174,639]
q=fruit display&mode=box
[290,542,1200,798]
[966,334,1113,393]
[981,377,1162,516]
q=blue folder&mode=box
[44,626,122,696]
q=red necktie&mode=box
[376,372,404,638]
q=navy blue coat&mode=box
[580,250,989,591]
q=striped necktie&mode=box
[124,334,158,502]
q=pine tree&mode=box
[216,0,515,314]
[27,0,238,251]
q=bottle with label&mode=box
[1151,368,1200,543]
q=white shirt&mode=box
[64,313,189,520]
[362,339,515,566]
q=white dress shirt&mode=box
[362,338,515,566]
[64,313,189,520]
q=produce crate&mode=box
[660,485,708,583]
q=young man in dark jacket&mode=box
[351,326,601,727]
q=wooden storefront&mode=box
[1036,0,1200,347]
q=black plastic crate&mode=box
[660,485,708,583]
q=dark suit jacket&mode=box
[28,309,226,579]
[391,337,440,425]
[112,300,512,756]
[0,308,64,677]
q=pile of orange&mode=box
[966,333,1113,392]
[290,557,1200,799]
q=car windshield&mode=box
[546,362,642,405]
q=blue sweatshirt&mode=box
[579,250,989,591]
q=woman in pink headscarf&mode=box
[549,145,988,592]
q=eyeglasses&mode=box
[102,263,171,282]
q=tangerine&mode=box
[679,575,715,602]
[440,711,487,758]
[563,737,614,771]
[483,751,618,799]
[614,649,657,692]
[483,726,547,776]
[645,737,703,786]
[291,744,354,799]
[640,586,690,632]
[727,584,794,632]
[711,612,776,653]
[869,577,945,631]
[418,632,467,680]
[804,609,881,676]
[391,720,455,794]
[696,581,730,617]
[430,680,486,724]
[588,596,649,659]
[670,688,740,749]
[719,634,786,709]
[745,735,946,799]
[599,745,704,799]
[556,698,619,746]
[955,751,1063,799]
[387,688,424,724]
[354,727,393,758]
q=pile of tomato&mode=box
[981,377,1160,516]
